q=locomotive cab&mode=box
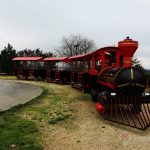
[89,47,123,75]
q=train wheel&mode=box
[59,81,63,85]
[91,89,97,102]
[71,83,74,88]
[82,82,90,93]
[83,87,87,93]
[83,87,90,93]
[82,85,87,93]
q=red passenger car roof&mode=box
[69,47,118,60]
[12,57,43,61]
[43,57,68,62]
[91,46,118,54]
[69,52,91,60]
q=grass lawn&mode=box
[0,75,16,80]
[0,76,90,150]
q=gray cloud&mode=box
[0,0,150,68]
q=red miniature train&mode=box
[12,37,150,130]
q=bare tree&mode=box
[56,35,96,56]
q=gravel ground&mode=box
[39,84,150,150]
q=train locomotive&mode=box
[90,37,150,130]
[13,37,150,130]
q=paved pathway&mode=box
[0,80,43,111]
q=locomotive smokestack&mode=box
[118,37,138,67]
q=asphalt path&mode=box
[0,80,43,111]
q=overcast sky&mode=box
[0,0,150,68]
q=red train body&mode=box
[12,57,45,80]
[12,37,150,130]
[43,57,71,84]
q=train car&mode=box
[69,53,91,93]
[12,57,45,80]
[69,49,116,93]
[43,57,71,84]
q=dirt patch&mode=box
[36,84,150,150]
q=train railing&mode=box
[97,93,150,130]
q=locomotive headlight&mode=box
[143,92,150,96]
[111,93,116,96]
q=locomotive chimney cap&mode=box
[118,37,138,45]
[118,37,138,57]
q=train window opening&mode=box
[77,60,84,71]
[70,61,75,71]
[27,61,35,69]
[111,52,116,63]
[57,62,70,70]
[74,73,78,82]
[39,62,45,69]
[47,62,56,70]
[86,57,91,70]
[19,61,27,68]
[55,62,61,70]
[95,55,101,72]
[120,55,123,67]
[105,52,117,67]
[95,60,101,72]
